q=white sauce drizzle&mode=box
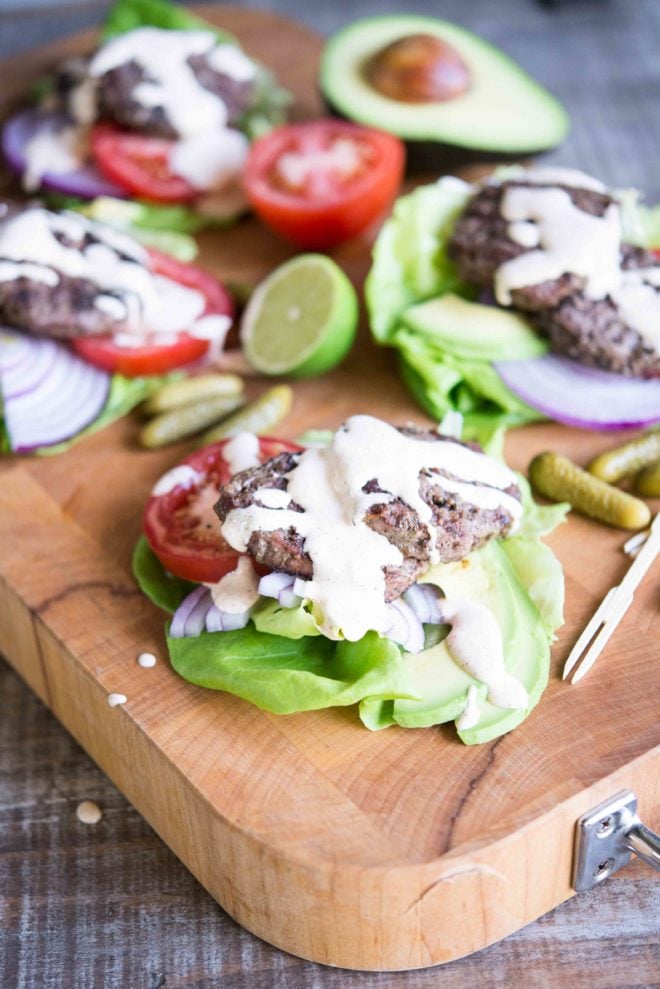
[456,684,480,730]
[152,464,202,496]
[22,121,87,192]
[206,555,260,614]
[222,432,261,476]
[440,598,528,710]
[107,692,127,707]
[137,651,157,668]
[495,186,621,305]
[0,208,207,338]
[494,171,660,353]
[88,28,255,139]
[221,415,521,642]
[76,800,102,824]
[169,129,249,190]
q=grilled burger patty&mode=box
[0,213,134,339]
[447,180,615,312]
[96,58,255,138]
[448,181,660,376]
[0,275,125,340]
[215,429,521,602]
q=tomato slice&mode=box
[91,123,197,203]
[72,249,234,377]
[243,120,405,249]
[144,437,303,583]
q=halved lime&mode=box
[241,254,359,377]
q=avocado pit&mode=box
[364,34,471,104]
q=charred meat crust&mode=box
[447,181,614,312]
[0,276,125,339]
[531,244,660,379]
[448,182,660,375]
[0,217,137,339]
[96,58,255,138]
[214,428,521,601]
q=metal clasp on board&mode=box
[573,789,660,892]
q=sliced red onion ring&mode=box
[205,602,251,632]
[278,588,303,609]
[258,572,296,599]
[219,609,251,631]
[205,604,225,633]
[2,109,126,200]
[384,599,425,654]
[170,586,212,638]
[403,583,444,625]
[494,353,660,430]
[0,328,111,452]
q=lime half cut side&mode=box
[241,254,359,377]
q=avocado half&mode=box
[320,16,569,163]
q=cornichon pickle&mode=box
[143,374,244,415]
[140,395,244,448]
[199,384,293,444]
[587,430,660,483]
[529,452,651,530]
[634,460,660,498]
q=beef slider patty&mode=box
[0,213,132,339]
[215,428,521,602]
[532,245,660,379]
[447,180,616,312]
[96,56,255,138]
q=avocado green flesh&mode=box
[402,293,548,361]
[391,542,551,744]
[321,15,569,153]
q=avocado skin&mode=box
[323,95,554,172]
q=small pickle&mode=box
[634,460,660,498]
[529,452,651,530]
[199,384,293,444]
[587,430,660,483]
[140,395,244,448]
[143,374,244,415]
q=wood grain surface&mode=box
[0,3,659,981]
[2,657,659,989]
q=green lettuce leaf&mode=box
[102,0,236,41]
[132,536,195,613]
[132,536,418,714]
[169,627,416,715]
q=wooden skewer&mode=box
[563,514,660,684]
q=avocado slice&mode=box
[401,293,548,361]
[360,541,552,744]
[320,16,569,160]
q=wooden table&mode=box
[1,1,659,985]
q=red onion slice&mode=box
[170,586,212,638]
[385,599,425,654]
[258,572,296,599]
[494,354,660,430]
[2,109,126,200]
[403,583,444,625]
[0,328,111,452]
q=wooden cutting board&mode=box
[0,8,658,972]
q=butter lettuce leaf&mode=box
[132,537,417,714]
